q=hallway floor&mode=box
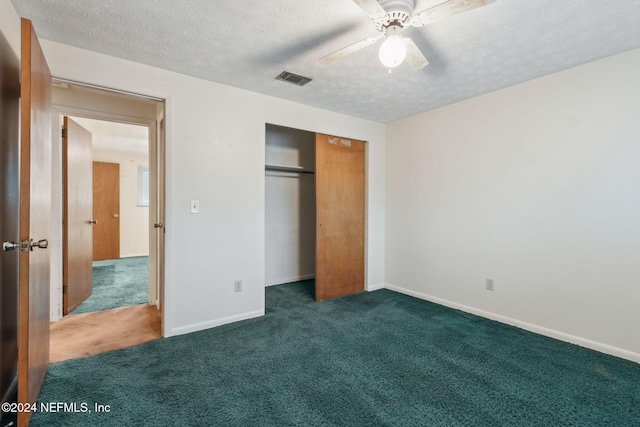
[49,304,161,363]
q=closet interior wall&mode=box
[265,124,315,287]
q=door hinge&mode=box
[63,284,68,294]
[61,128,67,138]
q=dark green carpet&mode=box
[34,281,639,426]
[70,256,148,314]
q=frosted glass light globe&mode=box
[378,35,406,68]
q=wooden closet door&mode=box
[315,133,365,300]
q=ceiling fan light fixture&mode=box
[378,34,406,68]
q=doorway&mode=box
[65,116,151,315]
[49,81,165,360]
[265,124,316,289]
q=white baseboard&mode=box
[167,309,264,337]
[266,274,315,287]
[119,253,149,258]
[385,283,640,364]
[367,282,386,292]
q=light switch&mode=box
[190,199,199,214]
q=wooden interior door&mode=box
[315,133,365,300]
[63,117,93,314]
[0,27,20,413]
[149,118,164,309]
[18,18,52,427]
[92,161,120,261]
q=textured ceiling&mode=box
[11,0,640,123]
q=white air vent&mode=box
[276,71,312,86]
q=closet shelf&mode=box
[265,164,315,174]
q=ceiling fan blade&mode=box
[413,0,497,27]
[352,0,387,19]
[403,38,429,70]
[320,34,383,63]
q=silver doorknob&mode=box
[3,241,19,252]
[88,219,98,225]
[154,223,163,228]
[30,239,48,250]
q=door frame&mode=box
[0,19,20,413]
[51,103,164,328]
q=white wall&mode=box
[27,32,385,336]
[265,125,316,286]
[92,149,149,258]
[0,1,20,56]
[386,49,640,362]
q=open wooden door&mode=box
[62,117,93,314]
[92,161,120,261]
[149,117,165,309]
[18,18,52,427]
[315,133,365,300]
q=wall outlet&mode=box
[486,278,494,291]
[234,280,242,293]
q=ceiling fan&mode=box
[321,0,497,70]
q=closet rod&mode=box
[265,164,315,174]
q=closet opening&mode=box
[265,123,366,305]
[265,124,316,301]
